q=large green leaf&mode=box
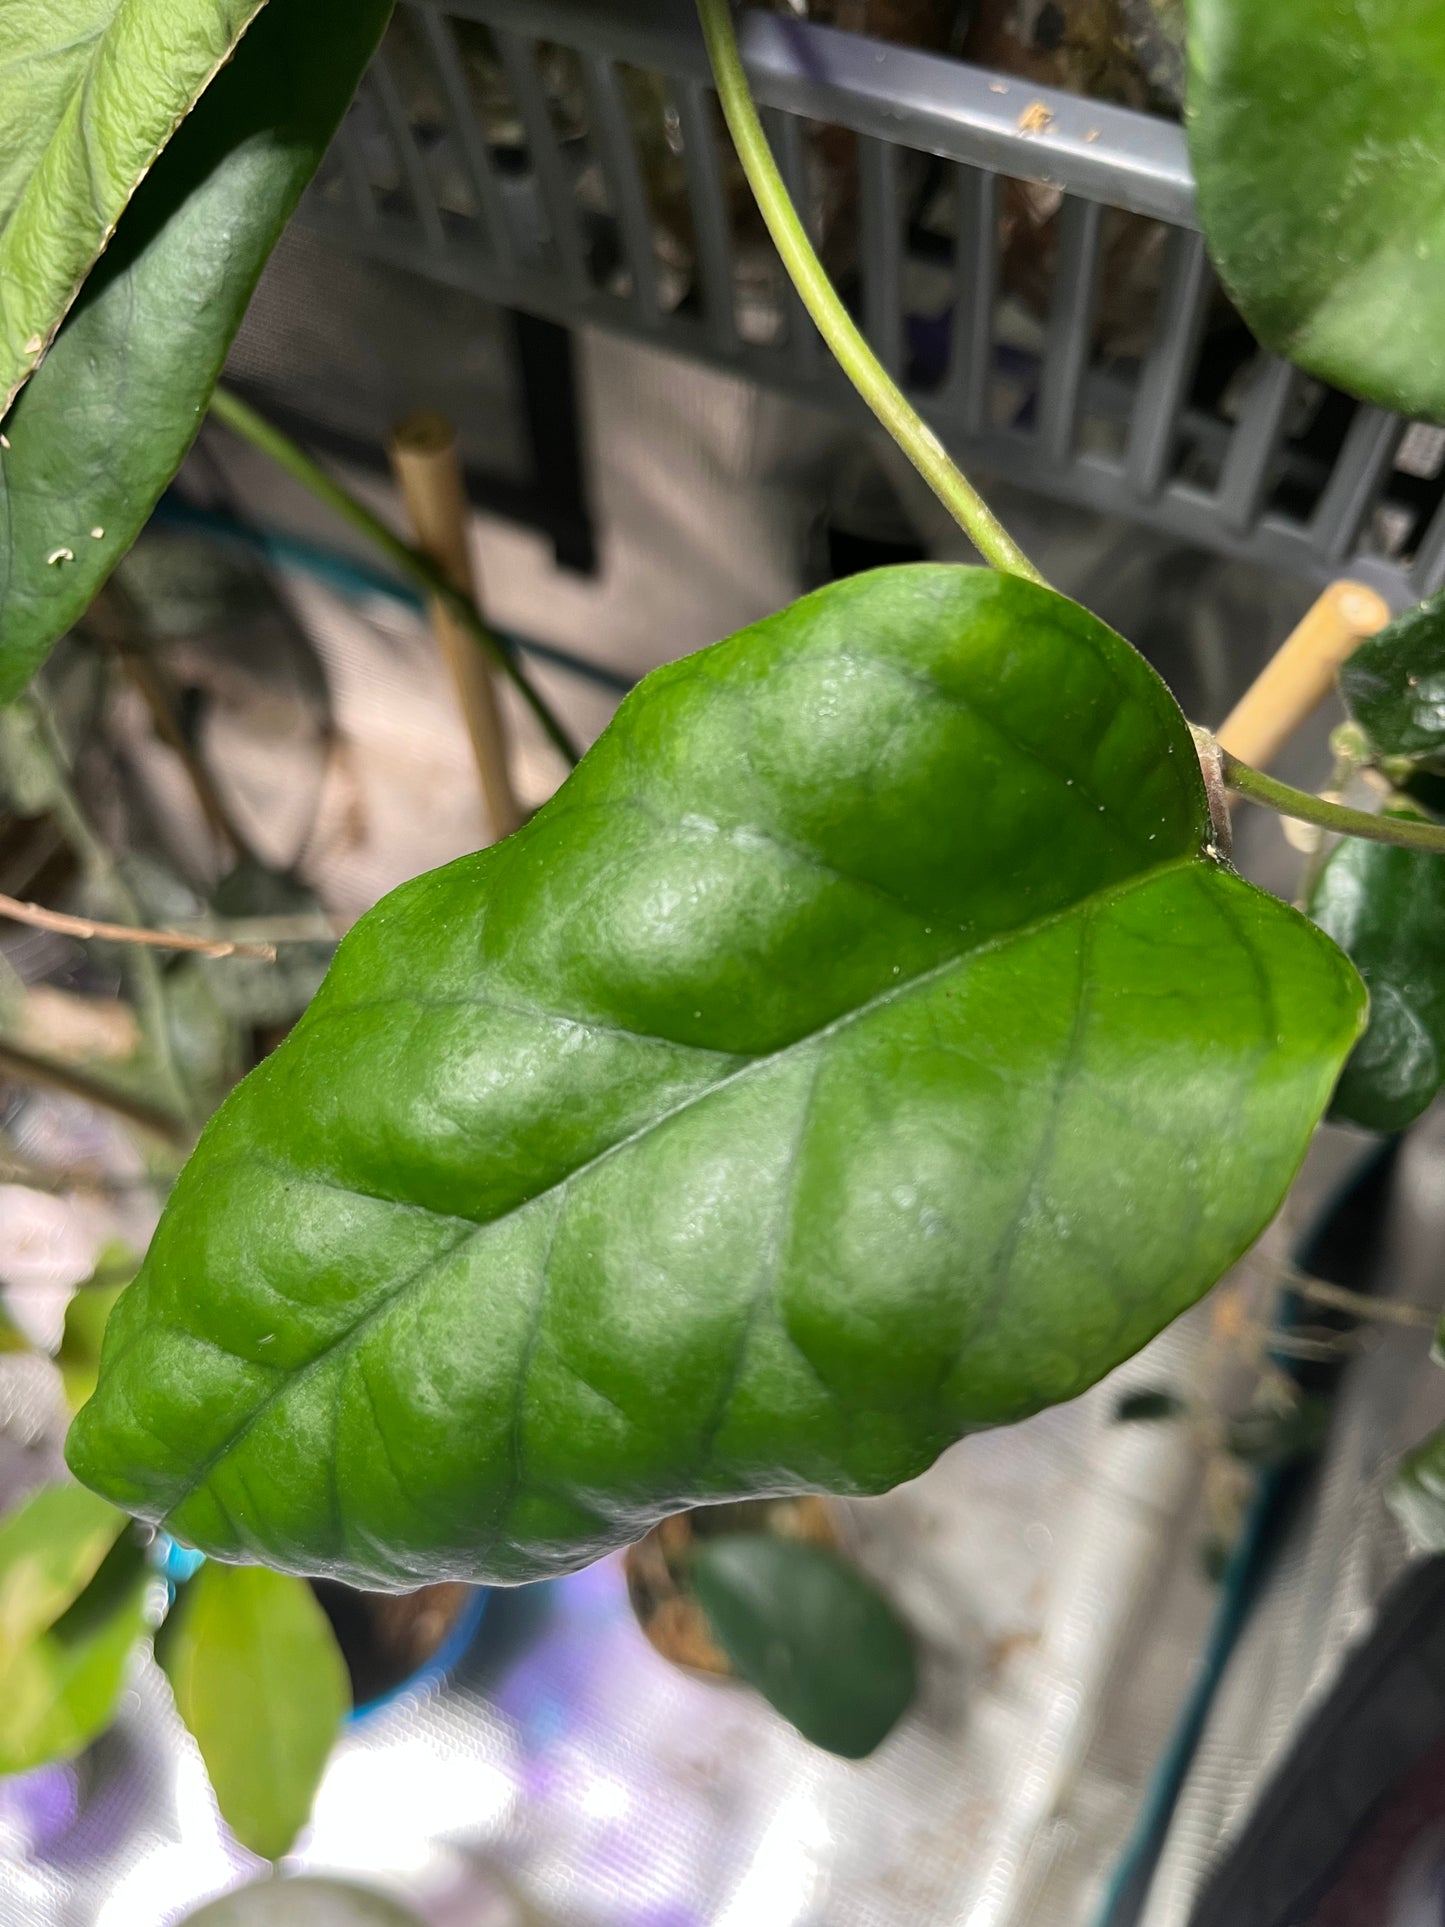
[1338,591,1445,762]
[0,1491,149,1774]
[0,0,264,417]
[0,0,394,703]
[159,1562,349,1860]
[1391,1422,1445,1551]
[693,1534,916,1757]
[66,569,1365,1588]
[1186,0,1445,421]
[1309,809,1445,1131]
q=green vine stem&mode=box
[207,386,582,769]
[696,0,1045,585]
[1220,748,1445,854]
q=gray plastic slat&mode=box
[370,42,447,250]
[435,0,1198,226]
[762,107,818,377]
[1037,197,1103,464]
[334,111,379,231]
[1126,227,1211,498]
[582,52,661,322]
[417,7,514,267]
[939,165,998,433]
[1216,357,1300,535]
[1311,406,1403,562]
[858,136,902,378]
[672,78,739,356]
[494,26,588,292]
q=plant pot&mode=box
[310,1579,489,1719]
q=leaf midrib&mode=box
[151,852,1206,1528]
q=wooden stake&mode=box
[1215,580,1392,770]
[387,412,521,839]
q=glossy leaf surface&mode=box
[1186,0,1445,421]
[693,1534,916,1757]
[1338,591,1445,761]
[1309,811,1445,1131]
[0,0,393,702]
[160,1562,348,1860]
[0,0,264,416]
[0,1488,148,1774]
[68,569,1365,1588]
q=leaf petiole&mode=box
[695,0,1044,585]
[1219,748,1445,854]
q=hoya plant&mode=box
[1,0,1445,1822]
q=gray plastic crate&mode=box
[299,0,1445,608]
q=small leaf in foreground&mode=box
[0,1497,149,1775]
[0,0,265,416]
[160,1563,350,1861]
[1186,0,1445,420]
[0,1481,128,1658]
[0,0,393,701]
[67,569,1365,1588]
[692,1534,916,1758]
[1309,814,1445,1132]
[1338,591,1445,763]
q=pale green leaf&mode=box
[161,1562,349,1860]
[0,0,265,416]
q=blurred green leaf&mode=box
[0,1486,147,1774]
[1310,812,1445,1131]
[0,1481,127,1657]
[692,1534,916,1758]
[1186,0,1445,419]
[59,1244,138,1414]
[1339,592,1445,762]
[0,0,394,700]
[1391,1422,1445,1552]
[1225,1394,1331,1469]
[160,1563,349,1859]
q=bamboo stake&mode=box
[1215,580,1392,769]
[387,412,522,839]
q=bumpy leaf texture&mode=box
[0,0,264,416]
[1186,0,1445,422]
[0,0,394,702]
[1339,589,1445,762]
[68,570,1365,1587]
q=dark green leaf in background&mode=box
[160,1562,349,1861]
[1338,591,1445,763]
[1309,811,1445,1131]
[0,0,265,414]
[693,1534,916,1757]
[0,0,395,702]
[1186,0,1445,421]
[68,569,1365,1588]
[0,1483,148,1774]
